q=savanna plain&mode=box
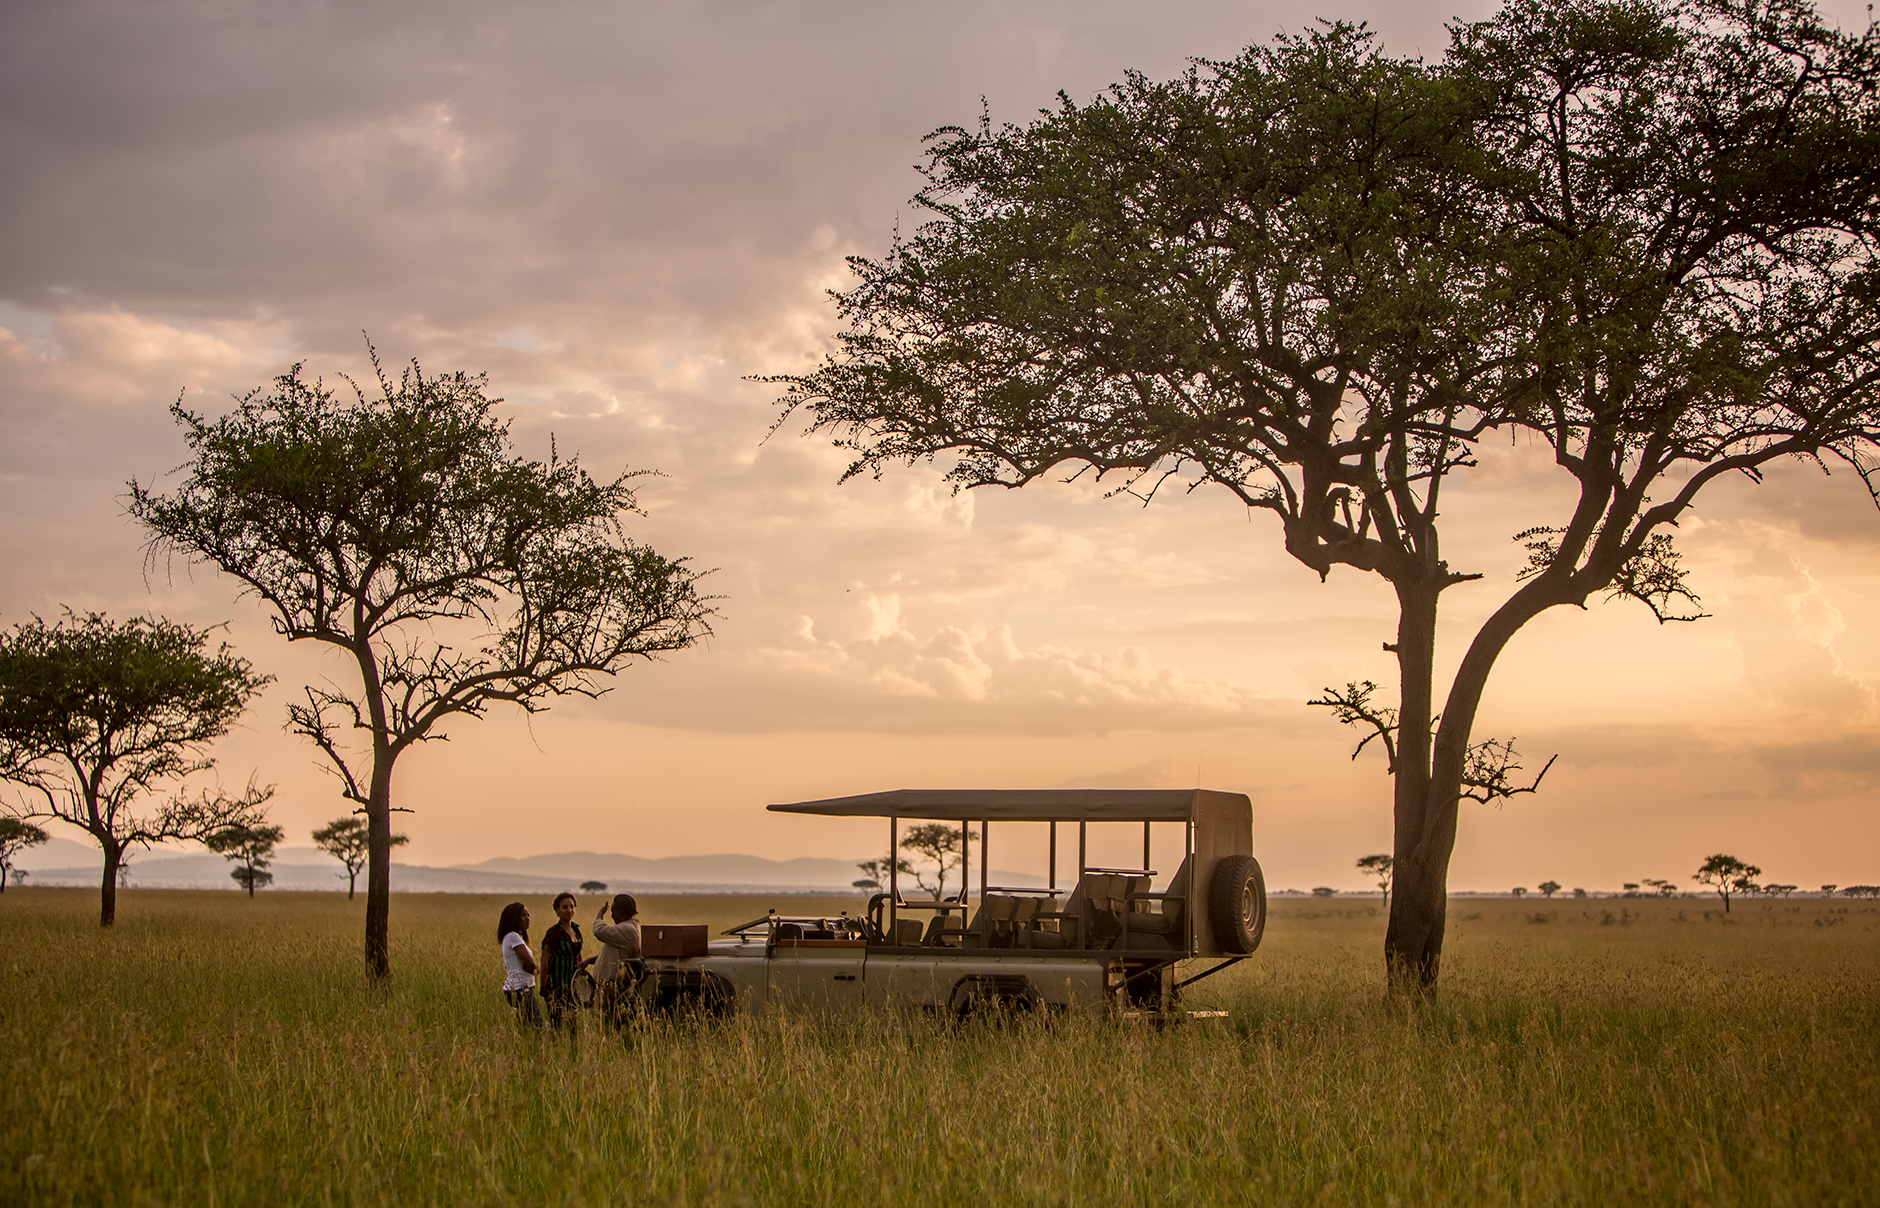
[2,889,1875,1206]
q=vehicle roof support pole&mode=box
[979,819,988,900]
[1143,821,1151,874]
[889,816,898,936]
[1185,816,1194,954]
[1049,821,1057,890]
[960,819,969,904]
[1078,820,1088,950]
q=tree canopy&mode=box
[311,816,407,900]
[0,817,47,892]
[208,821,286,897]
[131,347,717,978]
[772,0,1880,990]
[0,612,272,924]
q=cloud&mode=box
[601,607,1287,736]
[1056,760,1188,789]
[1746,732,1880,799]
[1722,540,1878,721]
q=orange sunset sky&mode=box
[2,0,1876,893]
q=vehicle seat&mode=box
[968,894,1019,947]
[893,918,924,946]
[1025,875,1101,949]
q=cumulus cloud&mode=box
[1723,540,1878,721]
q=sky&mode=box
[2,0,1877,894]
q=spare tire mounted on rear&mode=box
[1209,854,1267,954]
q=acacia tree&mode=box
[208,821,285,896]
[899,823,975,899]
[311,816,407,900]
[131,350,717,980]
[854,851,914,891]
[0,613,272,925]
[1357,853,1394,900]
[0,817,47,892]
[771,0,1880,991]
[1695,853,1760,911]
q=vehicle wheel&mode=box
[1209,854,1266,954]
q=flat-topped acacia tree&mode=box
[132,350,716,980]
[0,612,272,925]
[771,0,1880,991]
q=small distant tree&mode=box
[131,349,717,980]
[1311,887,1338,898]
[580,880,607,895]
[854,853,913,893]
[0,817,48,892]
[0,612,273,925]
[1843,884,1880,899]
[1622,883,1641,898]
[10,869,26,885]
[1643,878,1678,898]
[1571,887,1586,899]
[899,825,975,900]
[1356,854,1394,901]
[1764,884,1797,898]
[208,822,285,897]
[1694,854,1760,914]
[1821,884,1838,896]
[311,817,407,900]
[1511,887,1528,899]
[1538,880,1561,899]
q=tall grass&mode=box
[2,889,1875,1205]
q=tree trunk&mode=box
[1385,571,1557,994]
[365,753,395,981]
[246,865,256,897]
[347,868,357,900]
[99,844,121,927]
[1384,580,1444,993]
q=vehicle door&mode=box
[768,937,866,1011]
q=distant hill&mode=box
[457,851,1048,891]
[12,842,1046,894]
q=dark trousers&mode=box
[541,984,575,1030]
[504,987,543,1027]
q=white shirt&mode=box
[592,907,641,985]
[500,931,535,991]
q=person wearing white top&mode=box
[496,900,543,1027]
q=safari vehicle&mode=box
[624,788,1266,1020]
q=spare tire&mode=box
[1209,854,1267,954]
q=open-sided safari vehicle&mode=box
[624,788,1266,1021]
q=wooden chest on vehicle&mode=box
[642,923,709,958]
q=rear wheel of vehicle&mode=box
[1210,854,1266,954]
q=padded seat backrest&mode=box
[971,894,1019,944]
[1156,856,1193,924]
[893,918,924,946]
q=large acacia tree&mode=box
[772,0,1880,990]
[0,612,272,925]
[131,350,716,980]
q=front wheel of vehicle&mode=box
[1209,854,1266,954]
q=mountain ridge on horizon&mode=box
[457,850,1047,888]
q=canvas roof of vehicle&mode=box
[766,788,1250,824]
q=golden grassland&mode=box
[1,888,1876,1206]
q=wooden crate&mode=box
[642,923,709,958]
